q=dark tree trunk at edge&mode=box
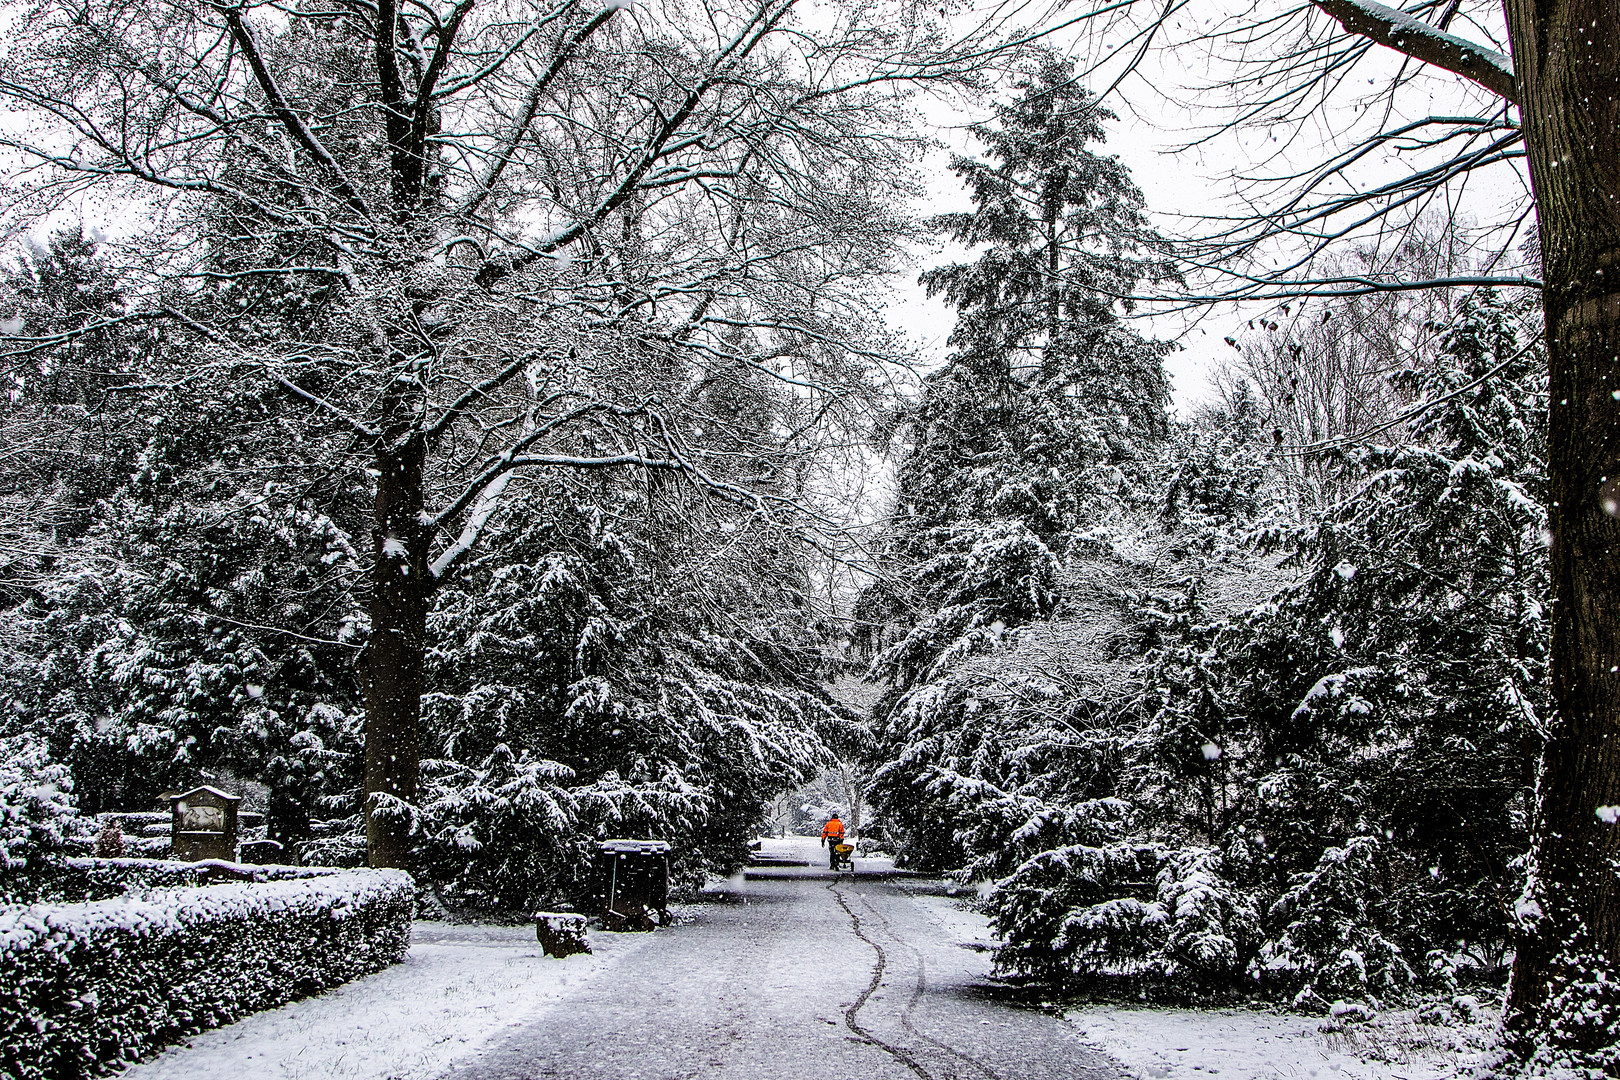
[1503,0,1620,1060]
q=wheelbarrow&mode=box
[831,841,855,871]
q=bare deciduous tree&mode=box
[0,0,1030,867]
[1212,221,1508,509]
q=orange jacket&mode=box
[822,818,845,841]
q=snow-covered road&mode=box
[441,835,1122,1080]
[119,837,1123,1080]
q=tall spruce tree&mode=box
[905,57,1175,542]
[864,59,1175,870]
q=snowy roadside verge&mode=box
[119,920,652,1080]
[1067,1001,1501,1080]
[902,887,1504,1080]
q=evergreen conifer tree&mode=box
[986,288,1548,1004]
[865,60,1175,870]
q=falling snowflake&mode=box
[1601,476,1620,519]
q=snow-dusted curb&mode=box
[0,867,413,1080]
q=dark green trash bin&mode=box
[593,839,670,930]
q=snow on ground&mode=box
[108,843,1502,1080]
[1068,1001,1502,1080]
[900,878,1504,1080]
[906,883,1001,952]
[120,920,652,1080]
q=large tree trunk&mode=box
[363,426,431,869]
[1503,0,1620,1062]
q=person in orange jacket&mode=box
[821,812,845,869]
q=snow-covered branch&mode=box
[1311,0,1516,102]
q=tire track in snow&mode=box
[855,890,1004,1080]
[826,880,935,1080]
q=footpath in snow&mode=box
[120,920,651,1080]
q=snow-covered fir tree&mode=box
[862,57,1176,872]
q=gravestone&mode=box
[93,819,126,859]
[169,785,241,862]
[239,839,287,865]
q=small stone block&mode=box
[534,912,590,957]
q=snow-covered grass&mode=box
[1068,999,1502,1079]
[120,920,653,1080]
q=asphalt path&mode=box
[440,837,1124,1080]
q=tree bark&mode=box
[1502,0,1620,1060]
[363,423,431,869]
[359,0,442,869]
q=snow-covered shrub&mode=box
[20,856,336,904]
[1156,847,1263,980]
[1517,959,1620,1078]
[416,746,587,910]
[1254,836,1415,1007]
[992,842,1260,992]
[0,734,79,883]
[991,841,1162,981]
[295,835,368,868]
[0,867,412,1079]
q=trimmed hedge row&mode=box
[9,857,338,905]
[0,867,414,1079]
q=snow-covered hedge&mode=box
[11,857,340,905]
[0,867,413,1079]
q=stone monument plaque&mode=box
[169,785,241,862]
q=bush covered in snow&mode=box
[1254,837,1416,1007]
[0,867,412,1079]
[1,734,81,884]
[992,841,1262,992]
[13,856,341,904]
